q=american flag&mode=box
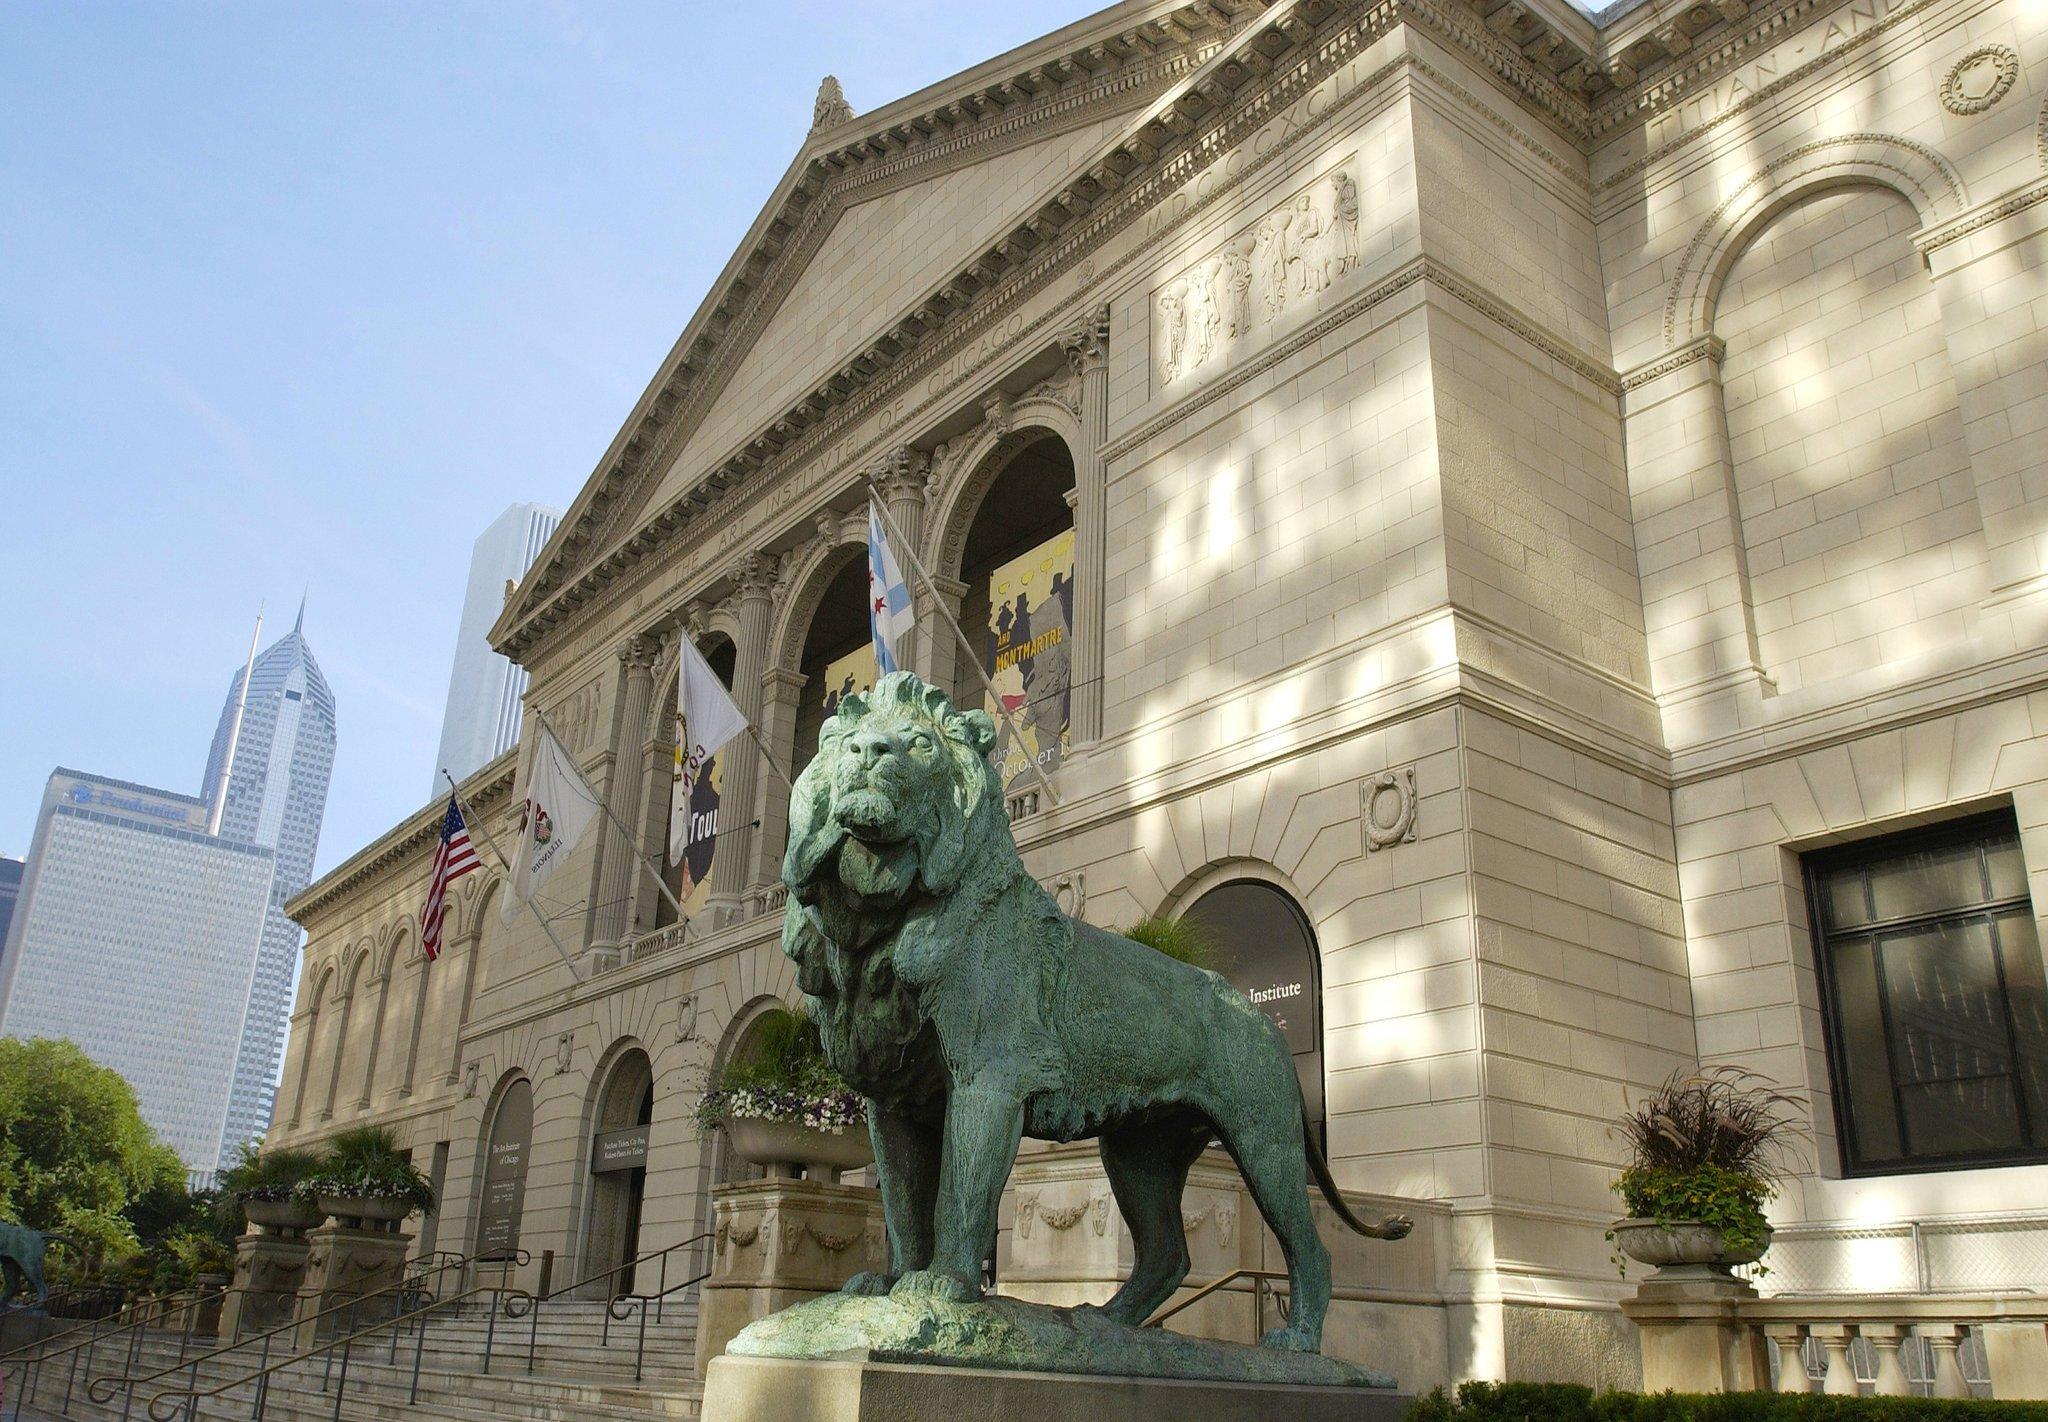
[421,793,479,961]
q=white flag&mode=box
[502,725,602,922]
[669,638,749,866]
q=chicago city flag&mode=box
[501,724,602,923]
[868,501,914,674]
[670,636,748,866]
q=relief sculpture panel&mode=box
[1153,159,1362,391]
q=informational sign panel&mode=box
[982,529,1075,790]
[475,1078,533,1260]
[592,1125,650,1174]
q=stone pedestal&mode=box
[220,1231,310,1341]
[291,1223,413,1348]
[702,1354,1411,1422]
[694,1176,886,1379]
[1619,1272,1769,1393]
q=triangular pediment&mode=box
[648,111,1139,514]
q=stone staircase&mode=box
[10,1297,704,1421]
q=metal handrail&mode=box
[83,1241,517,1405]
[2,1285,235,1421]
[1144,1267,1292,1336]
[604,1263,714,1382]
[503,1231,710,1374]
[0,1284,133,1365]
[139,1279,512,1422]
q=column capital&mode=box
[729,551,781,600]
[1062,303,1111,375]
[618,632,661,673]
[872,446,933,505]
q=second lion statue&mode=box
[780,671,1409,1353]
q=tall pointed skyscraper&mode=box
[202,602,337,1162]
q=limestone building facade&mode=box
[279,0,2048,1388]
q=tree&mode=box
[0,1037,182,1239]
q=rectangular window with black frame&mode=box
[1806,809,2048,1174]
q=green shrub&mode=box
[1408,1381,2048,1422]
[299,1126,436,1212]
[167,1229,233,1279]
[1118,915,1218,969]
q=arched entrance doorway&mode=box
[582,1048,654,1294]
[952,433,1076,792]
[1180,879,1327,1150]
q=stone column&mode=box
[284,1005,317,1129]
[874,447,932,669]
[921,576,969,709]
[628,625,683,938]
[694,1177,885,1379]
[717,555,778,919]
[1062,306,1110,747]
[1618,337,1773,745]
[320,990,354,1121]
[753,667,806,891]
[591,634,659,950]
[219,1230,310,1341]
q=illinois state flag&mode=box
[868,501,914,674]
[502,724,602,923]
[669,636,748,866]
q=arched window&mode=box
[1181,880,1325,1149]
[655,637,736,925]
[954,434,1076,791]
[792,552,873,778]
[475,1076,534,1262]
[582,1048,654,1293]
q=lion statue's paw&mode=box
[1381,1214,1414,1240]
[840,1271,897,1297]
[889,1269,982,1303]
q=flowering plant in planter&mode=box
[1608,1067,1802,1276]
[297,1126,437,1213]
[692,1008,864,1134]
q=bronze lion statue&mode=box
[780,671,1408,1352]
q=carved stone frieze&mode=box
[1154,160,1362,388]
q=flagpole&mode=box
[531,704,694,928]
[862,480,1063,808]
[442,769,586,984]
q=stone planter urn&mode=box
[244,1197,327,1235]
[316,1194,415,1230]
[1611,1218,1772,1277]
[727,1116,874,1181]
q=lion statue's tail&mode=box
[41,1233,81,1253]
[1303,1110,1414,1241]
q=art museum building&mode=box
[276,0,2048,1390]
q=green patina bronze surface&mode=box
[776,672,1410,1368]
[0,1223,70,1309]
[727,1290,1396,1388]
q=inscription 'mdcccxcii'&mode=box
[1153,158,1362,390]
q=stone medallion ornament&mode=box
[737,672,1410,1387]
[1942,46,2018,115]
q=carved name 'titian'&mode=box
[780,671,1409,1353]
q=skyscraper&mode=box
[201,605,337,1162]
[432,503,560,791]
[0,773,277,1169]
[0,857,25,983]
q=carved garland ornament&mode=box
[1941,46,2019,116]
[1364,767,1419,852]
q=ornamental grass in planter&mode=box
[1609,1067,1803,1276]
[1117,914,1219,969]
[299,1125,436,1225]
[694,1007,869,1175]
[220,1142,329,1233]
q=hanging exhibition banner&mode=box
[672,751,722,917]
[982,528,1075,790]
[820,642,879,720]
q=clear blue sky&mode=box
[1,1,1098,875]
